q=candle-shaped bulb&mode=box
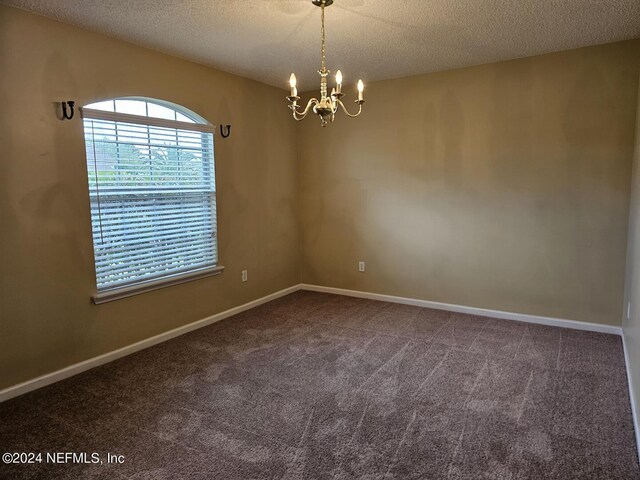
[357,79,364,101]
[289,73,297,97]
[335,70,343,93]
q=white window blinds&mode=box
[82,104,218,294]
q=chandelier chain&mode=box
[321,0,326,73]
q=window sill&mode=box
[92,265,225,304]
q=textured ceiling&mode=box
[4,0,640,90]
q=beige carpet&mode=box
[1,291,638,479]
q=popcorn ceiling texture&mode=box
[3,0,640,89]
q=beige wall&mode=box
[623,76,640,440]
[0,6,300,390]
[298,40,640,326]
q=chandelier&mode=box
[287,0,365,127]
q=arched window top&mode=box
[84,97,207,124]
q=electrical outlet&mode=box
[241,270,248,282]
[358,261,365,272]
[628,302,631,320]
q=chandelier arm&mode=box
[336,99,364,118]
[291,98,319,120]
[331,97,339,114]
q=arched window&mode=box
[82,97,221,303]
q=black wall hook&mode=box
[61,101,75,120]
[220,124,231,138]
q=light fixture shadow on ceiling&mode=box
[247,7,316,85]
[264,0,318,16]
[273,0,496,89]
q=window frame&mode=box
[81,98,224,304]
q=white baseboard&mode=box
[1,282,624,403]
[0,285,301,403]
[622,332,640,463]
[300,284,623,336]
